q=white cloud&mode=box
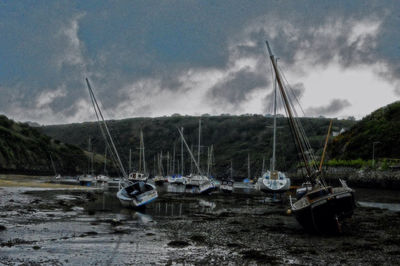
[36,87,67,108]
[55,13,86,69]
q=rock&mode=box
[167,240,190,248]
[0,225,6,231]
[32,245,41,250]
[190,234,206,243]
[241,249,277,263]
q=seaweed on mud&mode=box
[226,242,243,248]
[1,238,36,247]
[241,249,278,264]
[190,234,206,243]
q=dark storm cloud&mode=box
[262,83,305,115]
[208,67,269,105]
[306,99,351,116]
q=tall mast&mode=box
[50,153,57,176]
[172,144,176,174]
[178,127,202,175]
[190,144,193,173]
[248,153,250,180]
[230,160,233,179]
[181,127,184,175]
[262,156,265,173]
[167,151,170,175]
[87,137,91,175]
[128,148,132,174]
[153,155,156,176]
[272,59,278,172]
[207,146,210,177]
[140,130,146,173]
[265,42,313,178]
[197,119,201,174]
[104,147,107,174]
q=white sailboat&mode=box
[128,130,148,182]
[86,78,157,208]
[181,120,215,194]
[257,58,291,194]
[220,160,234,193]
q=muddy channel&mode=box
[0,179,400,265]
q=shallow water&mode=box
[1,179,400,265]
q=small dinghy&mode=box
[117,181,158,208]
[185,175,215,194]
[154,175,165,186]
[168,175,186,185]
[220,179,234,193]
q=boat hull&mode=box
[117,182,158,208]
[292,188,355,233]
[257,177,290,194]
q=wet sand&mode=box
[0,179,400,265]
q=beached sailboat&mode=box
[220,160,234,193]
[154,153,165,185]
[128,130,149,182]
[86,78,157,208]
[179,121,214,194]
[257,59,291,194]
[265,41,355,233]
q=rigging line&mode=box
[88,87,121,175]
[278,64,306,116]
[86,78,127,179]
[177,127,203,176]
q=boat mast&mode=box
[319,120,333,171]
[181,127,184,175]
[178,127,202,175]
[248,153,251,180]
[172,144,176,174]
[128,148,132,174]
[198,119,201,174]
[272,59,278,172]
[104,147,107,174]
[230,160,233,179]
[265,42,313,178]
[190,144,193,173]
[262,156,265,173]
[50,153,57,176]
[167,151,170,175]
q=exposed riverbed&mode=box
[0,176,399,265]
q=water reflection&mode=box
[358,201,400,212]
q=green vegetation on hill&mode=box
[330,101,400,162]
[41,115,355,177]
[0,114,104,175]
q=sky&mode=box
[0,0,400,125]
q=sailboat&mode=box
[220,160,234,193]
[257,58,291,194]
[154,153,165,185]
[86,78,157,208]
[79,137,97,186]
[96,147,110,183]
[167,145,186,185]
[179,121,215,194]
[265,42,355,233]
[128,130,148,182]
